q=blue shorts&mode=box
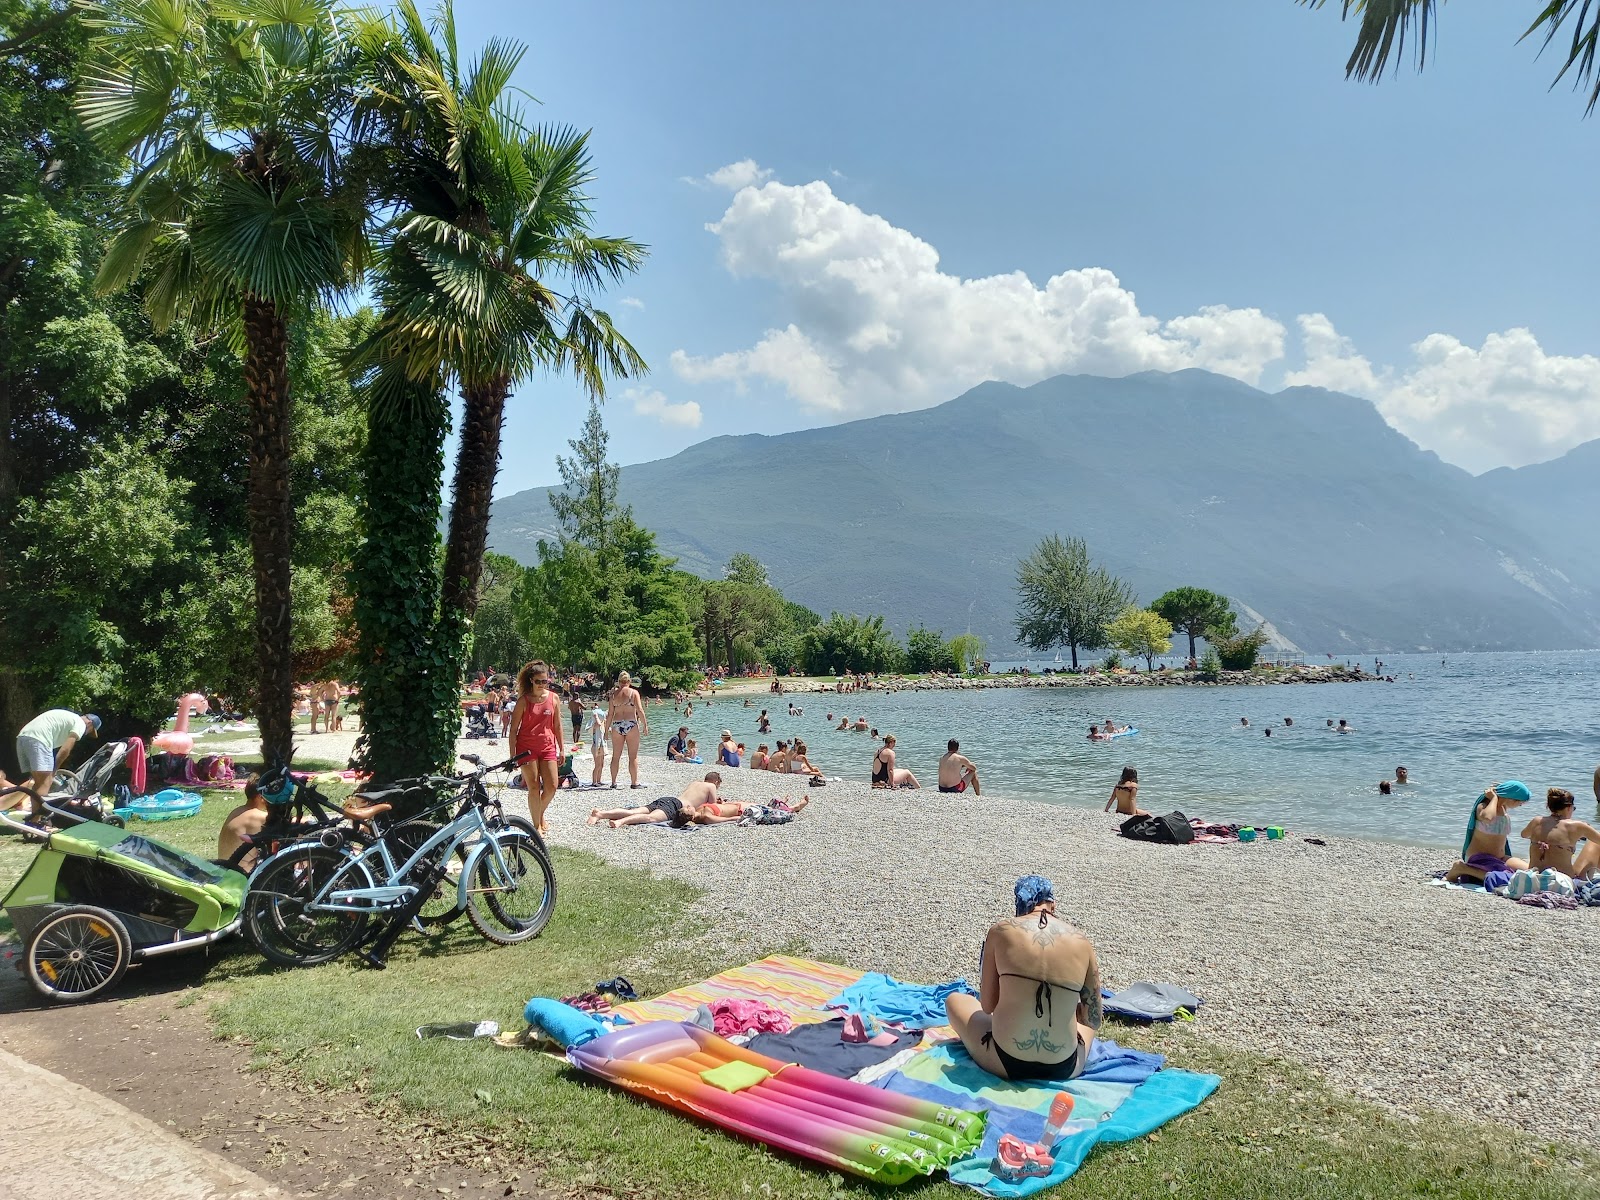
[16,736,53,775]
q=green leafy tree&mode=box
[1305,2,1600,112]
[1013,535,1134,671]
[1107,606,1174,671]
[905,624,956,673]
[1150,587,1237,662]
[800,613,902,675]
[1214,625,1271,672]
[468,552,533,674]
[947,633,986,674]
[76,0,373,760]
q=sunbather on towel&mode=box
[695,795,811,825]
[1444,782,1532,883]
[587,772,721,829]
[946,874,1101,1083]
[1521,788,1600,880]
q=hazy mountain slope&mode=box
[489,370,1600,653]
[1477,438,1600,594]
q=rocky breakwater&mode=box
[845,665,1379,693]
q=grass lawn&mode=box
[2,799,1595,1199]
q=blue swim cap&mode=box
[1014,874,1055,915]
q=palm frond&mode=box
[1298,0,1436,83]
[1522,1,1600,112]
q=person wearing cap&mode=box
[11,709,100,817]
[717,731,740,768]
[946,875,1102,1082]
[1444,781,1532,883]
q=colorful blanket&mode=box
[876,1042,1219,1196]
[609,955,864,1026]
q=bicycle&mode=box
[241,753,555,969]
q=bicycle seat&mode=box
[341,799,393,821]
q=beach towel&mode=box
[827,972,978,1027]
[124,736,146,796]
[875,1041,1218,1196]
[609,956,865,1027]
[1101,982,1202,1023]
[746,1018,920,1078]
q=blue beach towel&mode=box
[876,1040,1218,1196]
[826,971,978,1027]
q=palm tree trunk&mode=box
[441,377,509,621]
[241,296,295,762]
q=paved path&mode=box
[2,1047,285,1199]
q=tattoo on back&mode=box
[1011,1029,1066,1056]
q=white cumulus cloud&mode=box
[702,159,773,191]
[671,178,1285,417]
[1287,315,1600,471]
[617,296,645,310]
[630,387,702,429]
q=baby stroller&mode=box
[463,705,496,739]
[1,739,132,829]
[0,805,246,1001]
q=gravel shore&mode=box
[547,753,1600,1150]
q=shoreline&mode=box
[545,755,1600,1152]
[703,663,1381,696]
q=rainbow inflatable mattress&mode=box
[568,1021,986,1184]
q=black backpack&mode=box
[1119,810,1195,845]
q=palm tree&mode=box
[366,1,646,632]
[76,0,372,760]
[1305,1,1600,111]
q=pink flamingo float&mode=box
[152,692,209,755]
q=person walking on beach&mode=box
[320,679,342,732]
[567,689,585,746]
[607,671,648,789]
[587,704,608,787]
[1104,766,1145,816]
[510,660,564,835]
[10,709,99,818]
[938,740,981,795]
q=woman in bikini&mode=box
[1104,766,1146,816]
[1444,782,1531,882]
[946,875,1101,1082]
[1521,788,1600,879]
[509,660,564,834]
[606,670,647,789]
[787,738,822,776]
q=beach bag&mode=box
[1120,810,1194,845]
[1506,868,1574,899]
[808,774,827,787]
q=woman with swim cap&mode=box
[1444,782,1532,883]
[946,876,1102,1082]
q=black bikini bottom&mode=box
[981,1032,1086,1082]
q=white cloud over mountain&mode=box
[672,165,1600,471]
[629,388,702,429]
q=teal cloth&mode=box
[1459,780,1530,858]
[882,1043,1219,1195]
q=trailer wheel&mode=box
[24,905,131,1002]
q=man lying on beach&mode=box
[946,875,1100,1083]
[1521,788,1600,879]
[1444,782,1532,883]
[938,740,981,795]
[587,772,722,829]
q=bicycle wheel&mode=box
[464,832,556,945]
[384,821,467,928]
[25,905,130,1002]
[244,844,373,967]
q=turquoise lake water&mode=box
[647,651,1600,848]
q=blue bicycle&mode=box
[242,753,554,968]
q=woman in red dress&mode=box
[510,660,564,834]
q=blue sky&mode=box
[451,1,1600,492]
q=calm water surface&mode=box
[648,651,1600,848]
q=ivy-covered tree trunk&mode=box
[0,364,34,769]
[440,376,509,623]
[241,296,296,762]
[352,376,459,783]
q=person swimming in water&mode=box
[1444,782,1532,883]
[1521,788,1600,880]
[1087,725,1109,742]
[945,875,1101,1082]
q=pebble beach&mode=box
[548,753,1600,1152]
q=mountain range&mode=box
[487,369,1600,654]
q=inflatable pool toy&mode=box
[152,692,208,756]
[1109,727,1139,739]
[114,788,203,822]
[567,1021,985,1184]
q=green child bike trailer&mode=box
[0,808,246,1002]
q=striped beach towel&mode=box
[610,955,864,1026]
